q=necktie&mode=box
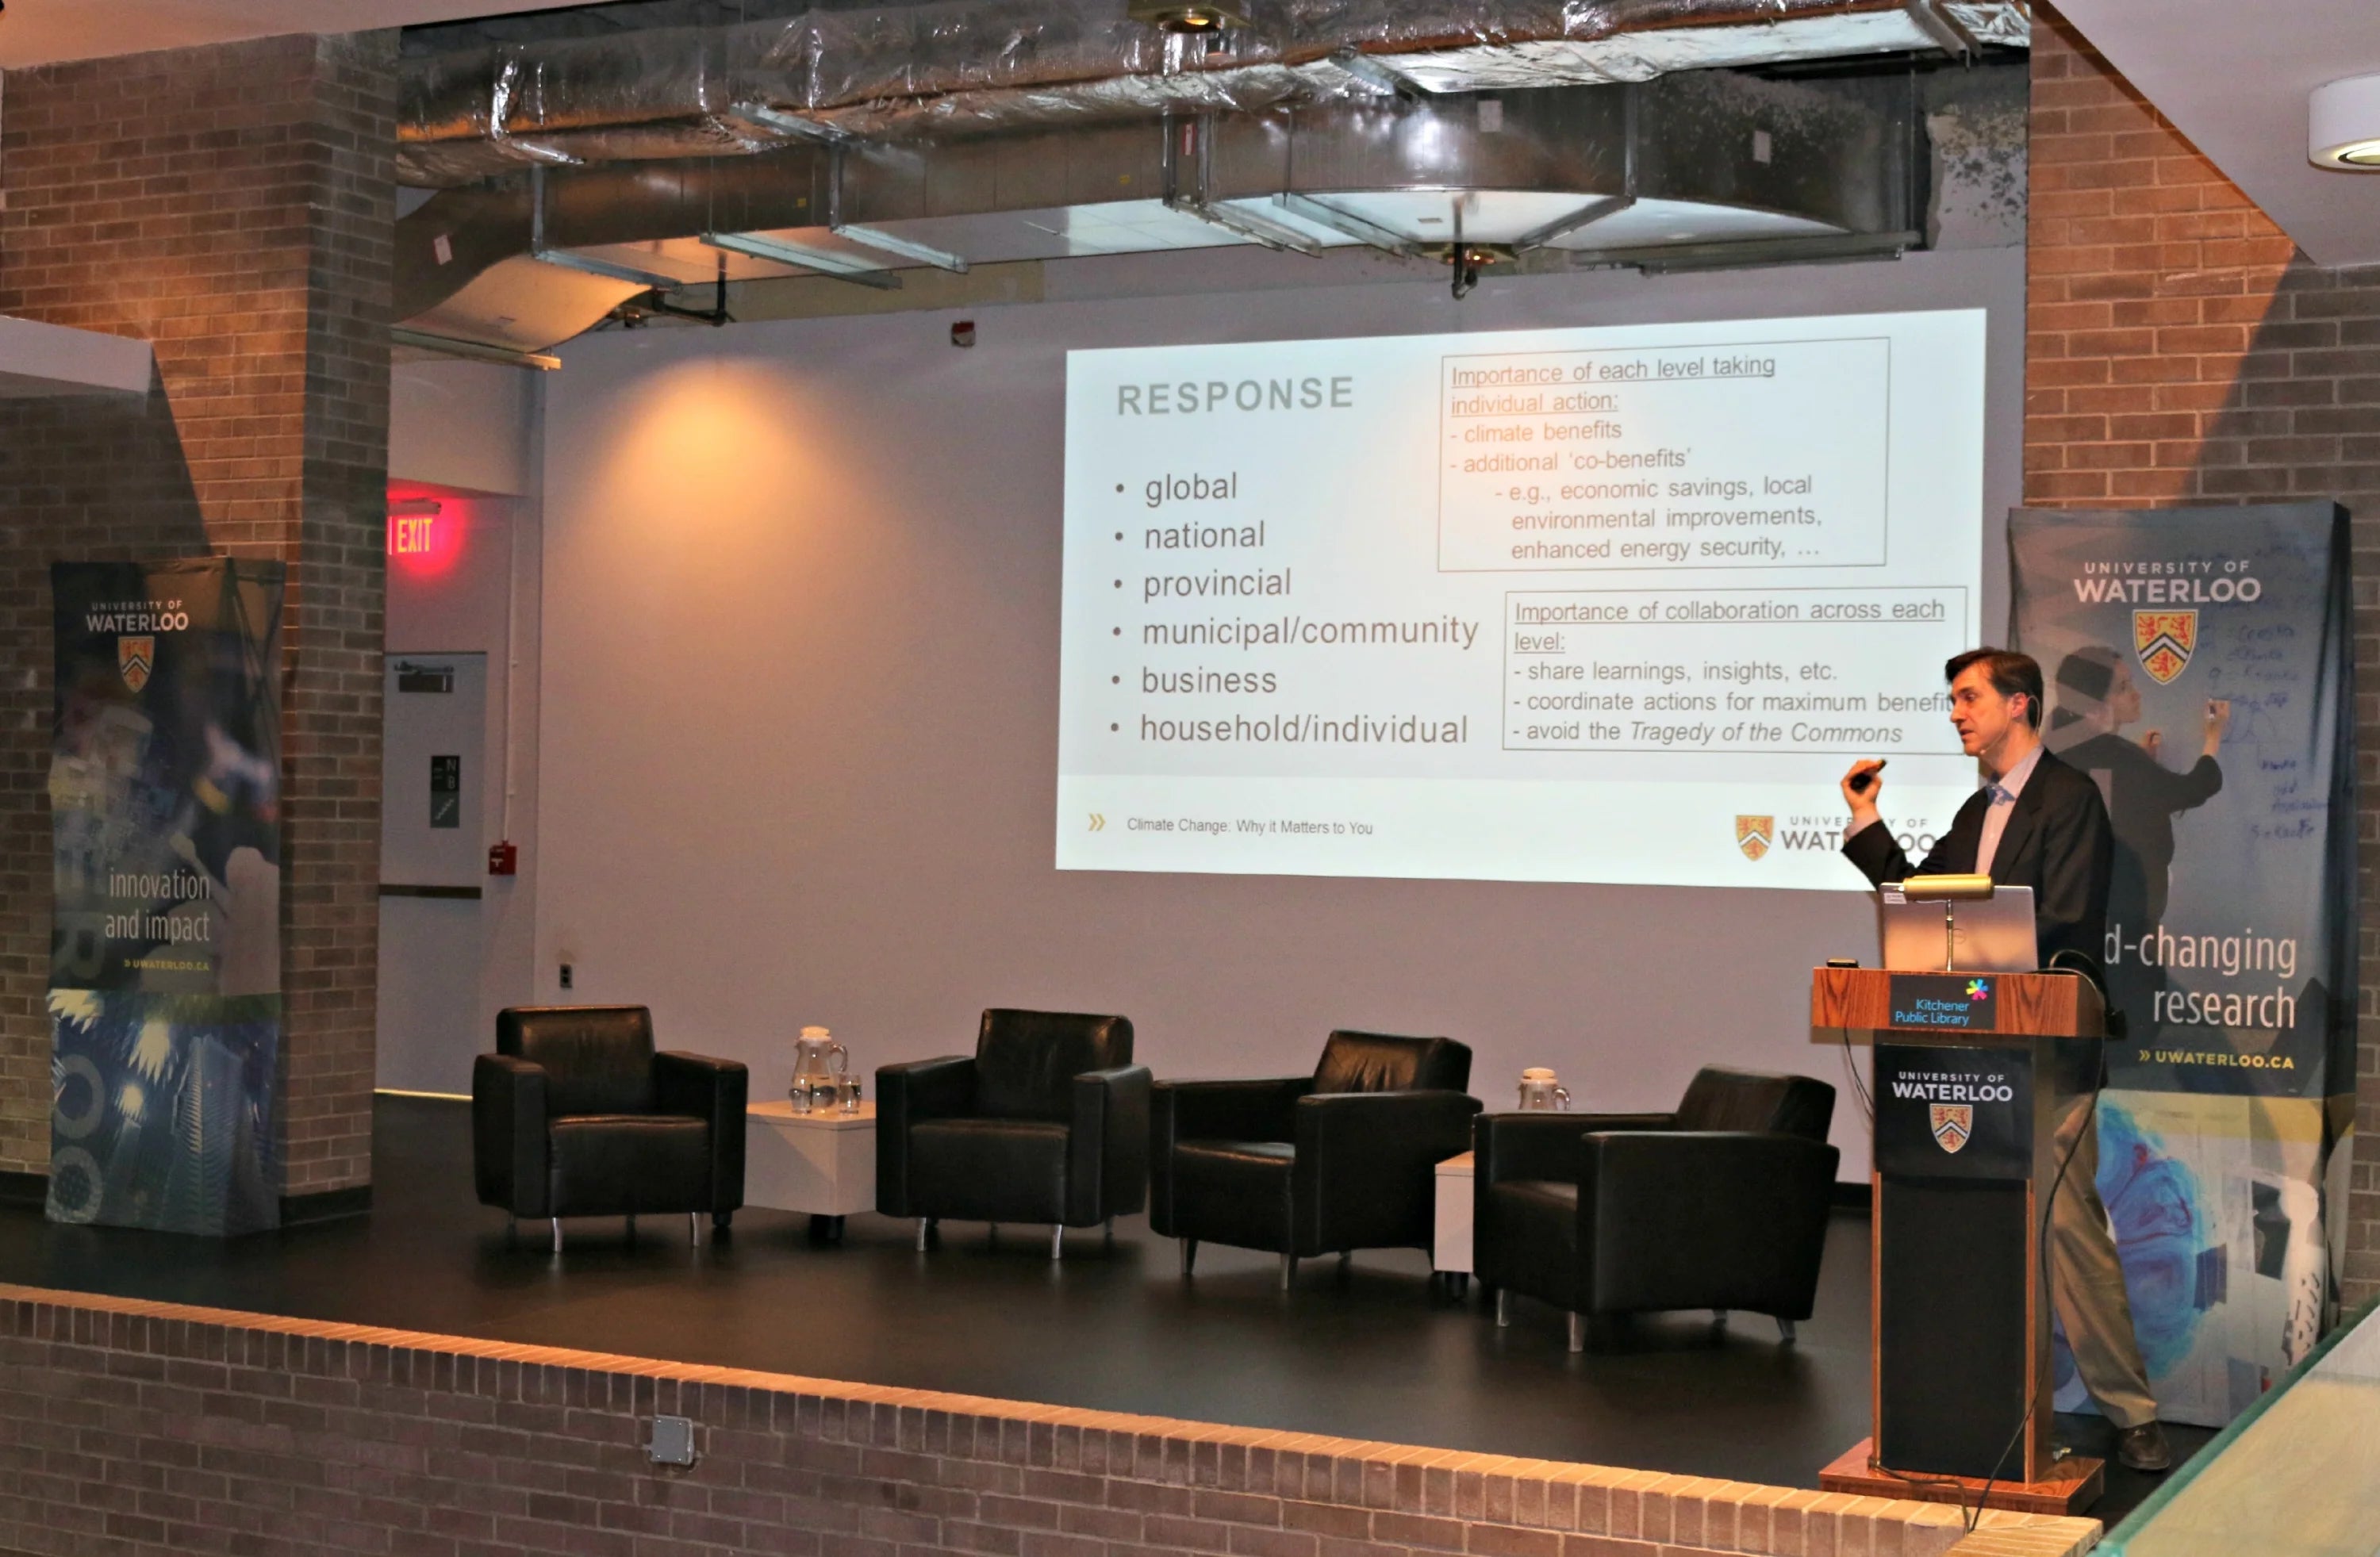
[1977,781,2017,875]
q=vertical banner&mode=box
[48,560,285,1235]
[2010,503,2354,1426]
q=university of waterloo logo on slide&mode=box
[1929,1103,1974,1154]
[2133,609,2198,685]
[1735,815,1775,861]
[116,635,153,693]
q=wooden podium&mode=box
[1810,965,2106,1515]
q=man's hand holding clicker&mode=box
[1840,758,1886,834]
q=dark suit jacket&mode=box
[1841,746,2114,969]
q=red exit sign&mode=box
[390,513,437,555]
[386,494,461,576]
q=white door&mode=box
[377,653,490,1094]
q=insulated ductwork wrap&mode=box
[397,0,2027,184]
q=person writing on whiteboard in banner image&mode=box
[2044,645,2230,1041]
[1837,648,2172,1477]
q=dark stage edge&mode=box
[0,1096,2205,1521]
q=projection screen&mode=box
[1057,309,1986,889]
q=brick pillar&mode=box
[0,34,394,1210]
[2025,7,2380,1305]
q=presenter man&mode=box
[1839,647,2171,1475]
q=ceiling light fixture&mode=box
[1127,0,1250,33]
[2309,75,2380,169]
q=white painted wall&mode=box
[528,247,2024,1175]
[391,359,539,497]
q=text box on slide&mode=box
[1440,336,1891,574]
[1058,309,1987,888]
[1502,587,1969,753]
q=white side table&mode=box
[1434,1151,1473,1292]
[747,1100,876,1241]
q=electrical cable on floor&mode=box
[1838,1026,1874,1129]
[1863,1453,1973,1505]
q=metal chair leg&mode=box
[1050,1224,1065,1261]
[1567,1312,1587,1353]
[551,1218,563,1254]
[1104,1218,1114,1248]
[1495,1289,1512,1327]
[1712,1309,1729,1329]
[916,1217,935,1251]
[1180,1238,1198,1277]
[1280,1253,1297,1290]
[688,1213,699,1246]
[1776,1318,1798,1344]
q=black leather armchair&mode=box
[472,1005,748,1252]
[1474,1066,1838,1351]
[875,1009,1150,1260]
[1151,1031,1480,1289]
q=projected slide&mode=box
[1057,310,1986,888]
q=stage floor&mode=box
[0,1096,2203,1521]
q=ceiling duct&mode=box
[398,65,1947,355]
[397,0,2025,185]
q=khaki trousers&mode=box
[2048,1088,2159,1429]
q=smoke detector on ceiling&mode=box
[2310,74,2380,168]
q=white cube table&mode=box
[1434,1151,1473,1293]
[747,1100,875,1241]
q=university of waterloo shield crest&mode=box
[1929,1103,1973,1154]
[116,635,154,693]
[2133,609,2197,685]
[1735,815,1774,861]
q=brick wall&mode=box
[0,34,396,1202]
[288,36,399,1200]
[2024,8,2380,1305]
[0,1283,2099,1557]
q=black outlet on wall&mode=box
[559,963,574,991]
